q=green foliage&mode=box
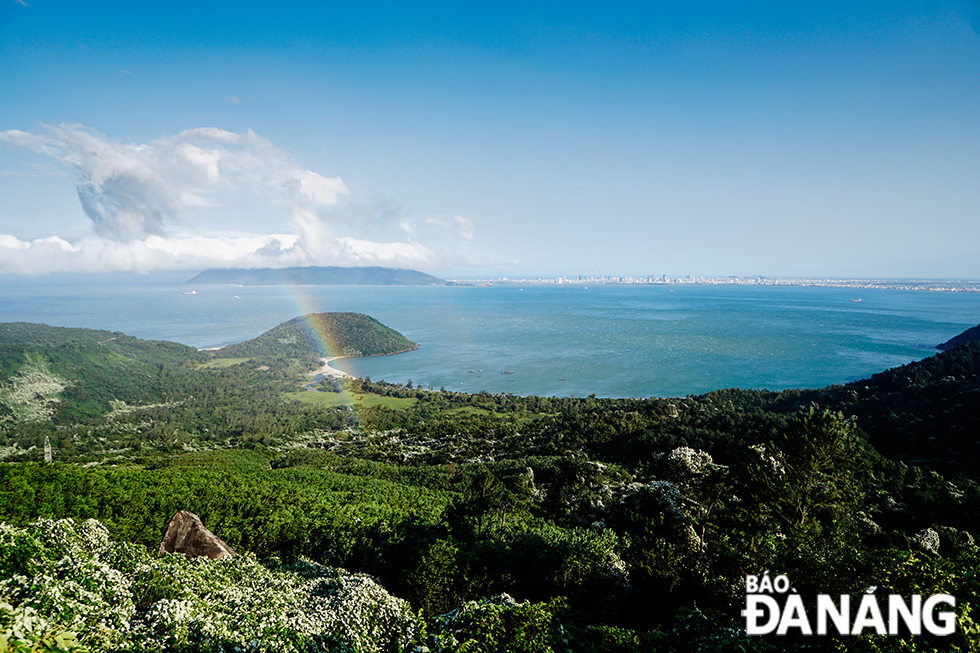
[750,407,865,530]
[0,519,417,653]
[5,324,980,650]
[216,312,416,361]
[408,538,464,618]
[423,595,568,653]
[646,607,778,653]
[0,602,89,653]
[0,455,451,558]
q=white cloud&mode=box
[0,124,455,274]
[0,124,348,241]
[425,214,474,240]
[0,233,435,275]
[453,215,475,240]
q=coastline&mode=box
[313,356,354,379]
[305,348,416,389]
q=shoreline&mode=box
[305,347,418,390]
[312,356,354,380]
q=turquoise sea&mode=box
[2,272,979,398]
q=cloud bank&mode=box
[0,125,461,274]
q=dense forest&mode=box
[1,319,980,651]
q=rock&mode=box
[935,525,977,556]
[913,527,941,557]
[853,511,882,536]
[853,512,890,548]
[158,510,236,560]
[877,495,912,530]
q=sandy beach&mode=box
[312,356,353,379]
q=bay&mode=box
[1,272,978,398]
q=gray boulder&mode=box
[158,510,236,560]
[913,527,941,557]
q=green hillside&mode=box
[0,316,416,459]
[215,312,417,361]
[3,324,980,651]
[0,322,200,366]
[0,323,204,423]
[938,323,980,351]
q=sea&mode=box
[1,271,979,399]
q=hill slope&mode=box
[937,323,980,351]
[216,312,418,360]
[0,323,203,423]
[0,322,200,366]
[187,266,445,286]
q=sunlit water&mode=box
[2,272,978,398]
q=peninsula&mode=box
[215,312,418,360]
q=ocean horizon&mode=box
[2,272,978,398]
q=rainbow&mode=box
[274,274,344,358]
[275,281,360,405]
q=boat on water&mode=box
[182,291,198,295]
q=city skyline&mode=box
[447,273,980,291]
[1,1,979,279]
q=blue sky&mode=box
[1,1,979,278]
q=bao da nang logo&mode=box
[742,572,956,636]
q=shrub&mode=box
[0,519,417,653]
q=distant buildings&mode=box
[447,274,980,292]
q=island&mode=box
[186,266,446,286]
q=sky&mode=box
[1,1,979,280]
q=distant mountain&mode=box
[937,324,980,351]
[186,266,445,286]
[215,312,417,360]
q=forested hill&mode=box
[938,323,980,351]
[0,322,199,365]
[186,266,446,286]
[685,339,980,472]
[215,312,417,360]
[833,338,980,470]
[0,322,204,423]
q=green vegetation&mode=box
[0,518,417,653]
[216,312,417,362]
[195,357,249,369]
[284,389,418,410]
[2,322,980,651]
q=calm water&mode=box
[1,272,978,398]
